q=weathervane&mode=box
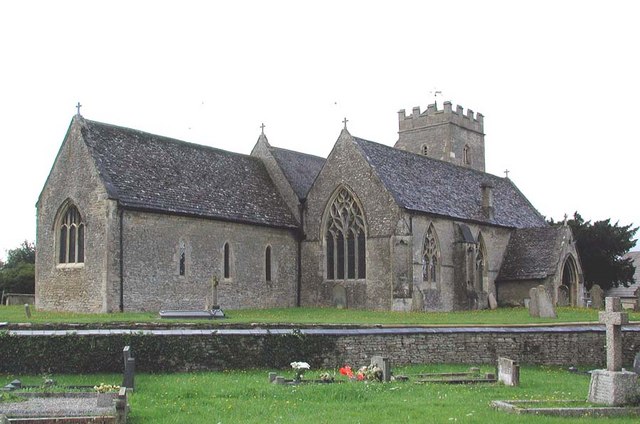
[429,88,442,108]
[76,102,82,116]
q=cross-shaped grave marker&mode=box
[599,297,628,371]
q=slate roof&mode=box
[269,147,325,200]
[351,137,546,228]
[496,227,568,281]
[79,118,298,229]
[606,251,640,298]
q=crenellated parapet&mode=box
[398,101,484,134]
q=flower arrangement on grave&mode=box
[339,364,382,382]
[93,383,120,393]
[290,361,310,382]
[319,372,335,382]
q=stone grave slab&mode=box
[370,355,391,382]
[497,357,520,386]
[590,284,604,309]
[488,292,498,310]
[528,287,540,317]
[535,285,556,318]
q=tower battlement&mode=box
[398,101,484,134]
[395,100,486,172]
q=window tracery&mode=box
[325,188,366,280]
[422,224,440,286]
[58,205,84,264]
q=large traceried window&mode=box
[58,205,84,264]
[325,188,366,280]
[422,224,440,285]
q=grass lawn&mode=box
[2,365,638,423]
[2,305,639,326]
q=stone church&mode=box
[36,100,584,313]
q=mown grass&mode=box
[2,365,638,423]
[2,305,639,326]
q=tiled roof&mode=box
[80,118,298,229]
[269,147,325,200]
[496,227,567,281]
[352,137,547,228]
[606,251,640,298]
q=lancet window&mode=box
[325,188,366,280]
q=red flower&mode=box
[339,365,354,378]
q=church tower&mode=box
[394,101,485,172]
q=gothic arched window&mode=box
[223,242,231,279]
[265,246,272,282]
[422,224,440,285]
[325,188,366,280]
[58,205,84,264]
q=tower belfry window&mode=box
[463,145,471,165]
[325,188,366,280]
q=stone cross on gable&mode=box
[76,102,82,116]
[599,297,628,371]
[342,117,349,130]
[260,123,265,135]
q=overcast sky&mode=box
[1,0,639,259]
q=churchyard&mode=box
[2,304,640,422]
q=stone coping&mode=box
[4,323,640,337]
[491,400,640,417]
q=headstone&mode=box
[268,372,277,383]
[274,376,286,385]
[588,297,638,405]
[557,285,569,307]
[370,355,391,382]
[122,346,135,391]
[497,357,520,386]
[488,292,498,310]
[590,284,604,309]
[333,285,347,309]
[535,285,557,318]
[634,288,640,312]
[633,352,640,375]
[24,303,31,318]
[600,297,627,371]
[528,287,539,317]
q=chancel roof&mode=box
[351,137,547,228]
[80,118,298,229]
[496,227,568,281]
[269,147,325,200]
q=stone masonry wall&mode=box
[121,210,298,311]
[36,118,117,313]
[3,327,640,373]
[301,132,403,310]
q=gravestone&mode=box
[587,297,638,405]
[557,285,569,307]
[528,287,540,317]
[635,288,640,312]
[122,346,135,391]
[497,357,520,386]
[333,285,347,309]
[535,285,557,318]
[370,355,391,382]
[24,304,31,318]
[488,292,498,310]
[633,352,640,375]
[590,284,604,309]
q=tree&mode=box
[0,240,36,294]
[550,213,637,291]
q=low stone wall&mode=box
[1,325,639,374]
[3,294,35,305]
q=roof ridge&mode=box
[84,118,256,160]
[269,145,326,161]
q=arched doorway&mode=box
[560,255,578,306]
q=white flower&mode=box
[290,361,310,370]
